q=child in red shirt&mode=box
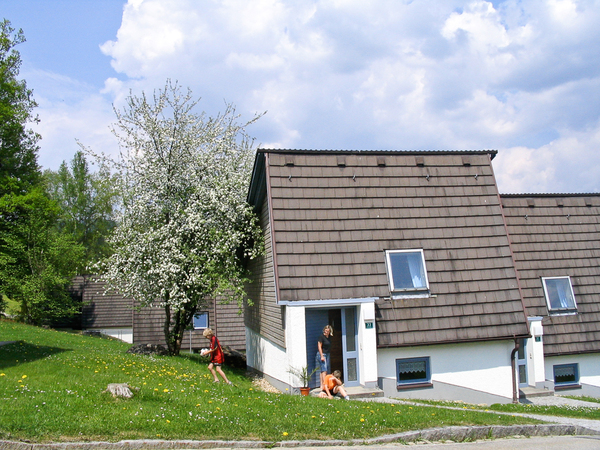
[202,328,232,384]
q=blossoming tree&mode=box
[89,81,263,355]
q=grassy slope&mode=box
[0,320,539,443]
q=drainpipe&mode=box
[510,338,520,404]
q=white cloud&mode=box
[26,0,600,193]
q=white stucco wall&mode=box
[546,353,600,394]
[93,328,133,343]
[378,340,515,402]
[245,306,307,390]
[527,317,546,387]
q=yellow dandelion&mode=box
[360,418,365,422]
[166,420,170,423]
[22,375,27,379]
[0,374,4,377]
[163,389,169,393]
[154,388,159,391]
[312,415,316,419]
[282,432,288,436]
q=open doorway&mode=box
[305,307,359,388]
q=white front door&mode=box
[341,307,359,387]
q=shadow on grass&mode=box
[0,341,70,369]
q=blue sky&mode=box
[3,0,600,194]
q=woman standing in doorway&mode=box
[316,325,333,391]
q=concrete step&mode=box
[519,386,555,400]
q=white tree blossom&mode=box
[88,80,263,355]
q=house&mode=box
[71,275,246,352]
[244,149,533,404]
[501,194,600,397]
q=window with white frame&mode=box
[396,357,431,388]
[192,312,209,329]
[542,276,577,314]
[553,363,579,388]
[385,249,429,294]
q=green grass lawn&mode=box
[412,398,600,420]
[0,320,540,444]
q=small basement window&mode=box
[385,249,429,295]
[542,276,577,314]
[553,363,580,389]
[396,357,432,389]
[192,312,209,329]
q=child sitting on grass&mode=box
[319,370,350,400]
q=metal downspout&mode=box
[510,338,520,404]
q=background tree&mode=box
[0,189,84,324]
[0,19,40,196]
[44,150,119,271]
[0,19,83,323]
[89,81,264,355]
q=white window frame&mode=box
[192,312,209,329]
[385,249,430,297]
[396,356,432,389]
[542,276,577,315]
[553,363,580,389]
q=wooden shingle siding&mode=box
[249,150,530,348]
[75,275,245,351]
[501,194,600,356]
[132,296,246,351]
[78,275,133,329]
[245,193,285,348]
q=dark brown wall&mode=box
[132,298,246,351]
[245,193,285,348]
[76,276,245,351]
[78,275,133,329]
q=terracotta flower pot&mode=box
[300,387,310,396]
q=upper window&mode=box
[192,312,209,329]
[542,276,577,314]
[385,250,429,294]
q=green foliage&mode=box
[288,365,318,387]
[87,80,264,356]
[0,21,86,326]
[44,150,119,271]
[0,19,40,196]
[0,320,540,444]
[0,189,84,325]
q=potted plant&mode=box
[288,365,318,396]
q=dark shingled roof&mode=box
[501,194,600,356]
[249,149,530,348]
